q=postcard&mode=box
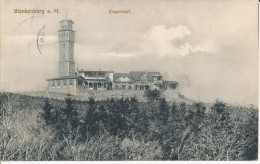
[0,0,258,161]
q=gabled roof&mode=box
[79,70,114,73]
[113,73,133,82]
[47,75,78,81]
[130,71,161,81]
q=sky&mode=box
[0,0,258,105]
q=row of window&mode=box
[61,24,72,29]
[51,80,74,87]
[62,54,73,60]
[59,32,69,38]
[115,84,150,90]
[115,85,132,90]
[84,73,106,77]
[61,42,74,48]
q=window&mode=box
[63,43,65,48]
[57,80,61,86]
[98,83,102,88]
[69,80,73,85]
[128,85,132,90]
[63,54,65,59]
[141,74,147,81]
[52,81,55,86]
[115,85,119,89]
[63,80,67,86]
[89,82,93,88]
[140,85,144,90]
[122,85,126,89]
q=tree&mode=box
[242,110,258,160]
[82,97,98,138]
[144,89,162,101]
[42,98,53,125]
[64,96,79,129]
[158,98,169,125]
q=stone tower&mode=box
[58,20,75,76]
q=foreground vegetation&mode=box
[0,92,258,160]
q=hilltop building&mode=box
[47,19,179,98]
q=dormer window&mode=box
[141,74,147,81]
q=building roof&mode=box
[60,20,74,23]
[113,73,134,82]
[79,70,114,73]
[113,71,162,82]
[164,81,178,84]
[130,71,161,82]
[47,75,78,81]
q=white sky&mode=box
[0,0,258,105]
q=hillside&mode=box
[0,92,258,160]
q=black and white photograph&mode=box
[0,0,258,161]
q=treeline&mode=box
[0,92,258,160]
